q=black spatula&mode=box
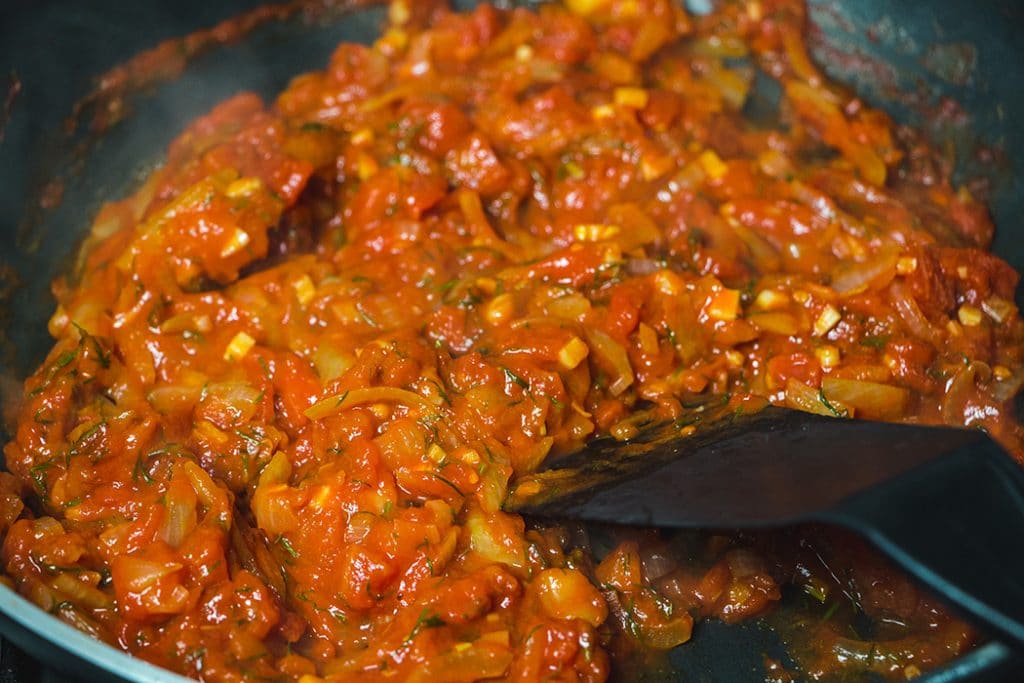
[508,400,1024,649]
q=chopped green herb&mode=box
[356,304,379,328]
[501,366,530,392]
[29,459,55,493]
[818,390,850,418]
[52,349,77,371]
[860,335,889,350]
[404,609,446,644]
[557,160,585,181]
[431,472,463,496]
[277,536,299,560]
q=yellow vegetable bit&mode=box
[219,228,251,258]
[706,288,741,322]
[957,304,983,327]
[484,293,514,325]
[224,176,263,199]
[558,336,590,370]
[565,0,610,17]
[357,152,380,181]
[753,289,790,311]
[815,344,841,369]
[697,149,728,180]
[224,331,256,361]
[426,443,448,464]
[573,223,621,242]
[591,104,616,121]
[896,256,918,274]
[813,304,842,337]
[292,275,316,306]
[614,86,649,109]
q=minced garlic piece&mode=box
[896,256,918,275]
[957,304,983,327]
[654,271,682,296]
[565,0,610,17]
[220,228,251,258]
[224,331,256,361]
[225,176,263,199]
[753,289,789,311]
[813,305,841,337]
[388,0,410,25]
[697,149,728,180]
[614,87,649,109]
[815,345,840,369]
[573,223,621,242]
[377,27,408,53]
[706,288,741,321]
[426,443,447,464]
[484,293,514,325]
[357,152,379,181]
[350,127,375,146]
[293,275,316,306]
[558,336,590,370]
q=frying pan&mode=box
[0,0,1022,681]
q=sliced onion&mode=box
[607,203,661,251]
[252,485,299,536]
[159,479,198,548]
[545,292,592,321]
[305,386,435,420]
[640,547,678,582]
[421,641,514,681]
[830,247,898,295]
[705,63,753,110]
[114,558,182,593]
[821,377,909,420]
[478,459,512,514]
[625,258,664,276]
[889,281,943,345]
[941,362,990,426]
[639,613,695,650]
[181,460,231,529]
[585,329,634,396]
[465,507,526,570]
[730,222,782,272]
[750,312,800,336]
[312,345,355,381]
[785,377,851,418]
[344,511,376,544]
[725,549,766,579]
[54,603,107,640]
[50,573,114,610]
[982,296,1016,324]
[758,150,794,180]
[204,382,262,423]
[257,451,292,488]
[535,568,608,627]
[992,365,1024,403]
[512,436,553,476]
[688,36,750,59]
[145,584,190,615]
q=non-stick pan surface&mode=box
[0,1,1022,681]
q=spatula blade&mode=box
[509,405,982,527]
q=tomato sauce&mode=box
[2,1,1022,681]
